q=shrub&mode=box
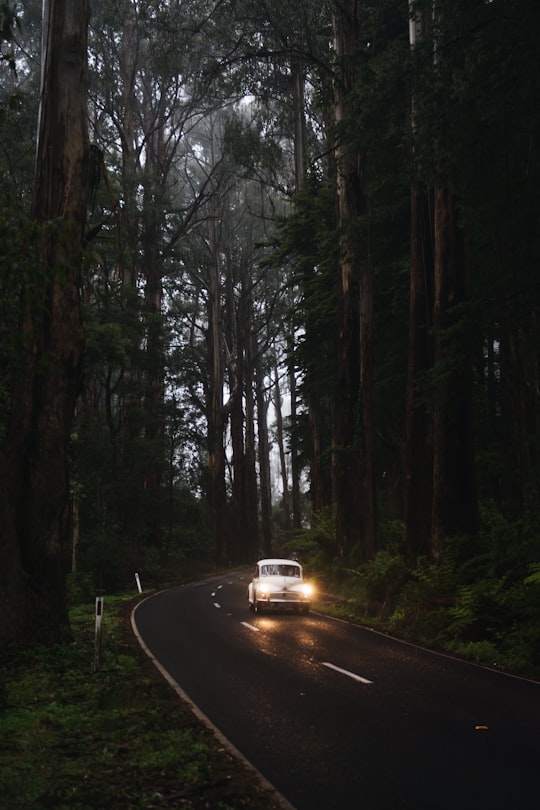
[65,571,95,606]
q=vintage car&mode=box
[247,558,313,614]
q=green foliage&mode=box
[65,571,95,606]
[361,549,408,611]
[0,596,280,810]
[524,563,540,586]
[325,549,408,620]
[282,505,338,568]
[310,506,540,678]
[1,0,539,669]
[0,0,18,76]
[444,639,500,667]
[0,1,17,43]
[268,176,339,406]
[223,113,283,181]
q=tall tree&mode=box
[332,0,378,559]
[85,0,229,566]
[405,0,478,561]
[405,1,435,560]
[0,0,90,643]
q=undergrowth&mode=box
[0,595,284,810]
[294,511,540,681]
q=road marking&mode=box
[322,662,373,685]
[214,602,221,609]
[241,622,260,632]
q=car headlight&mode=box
[301,583,313,598]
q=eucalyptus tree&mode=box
[404,0,540,563]
[81,0,239,567]
[331,0,372,559]
[164,100,292,564]
[202,0,335,533]
[146,0,335,563]
[405,1,435,560]
[278,0,409,561]
[0,0,90,643]
[425,0,478,560]
[0,0,42,437]
[238,0,408,564]
[458,0,540,528]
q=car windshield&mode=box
[261,564,300,577]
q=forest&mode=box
[0,0,539,676]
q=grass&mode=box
[0,594,286,810]
[3,571,537,810]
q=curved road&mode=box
[133,570,540,810]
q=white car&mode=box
[247,558,313,614]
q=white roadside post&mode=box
[135,572,142,593]
[94,596,104,672]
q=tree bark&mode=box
[0,0,90,644]
[405,188,434,560]
[272,362,292,534]
[228,263,246,564]
[142,127,166,553]
[256,357,273,558]
[406,0,477,562]
[332,0,377,559]
[207,210,228,566]
[431,187,477,558]
[243,315,259,561]
[287,336,302,530]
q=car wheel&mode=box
[248,600,255,612]
[254,599,264,614]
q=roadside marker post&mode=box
[94,596,104,672]
[135,572,142,593]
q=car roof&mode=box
[256,558,301,566]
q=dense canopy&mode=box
[0,0,539,673]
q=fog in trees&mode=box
[1,0,539,669]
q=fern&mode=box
[524,563,540,586]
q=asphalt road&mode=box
[132,570,540,810]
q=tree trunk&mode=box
[206,195,229,566]
[332,0,376,559]
[117,7,142,570]
[292,55,306,192]
[272,362,292,534]
[256,358,273,558]
[308,397,326,515]
[405,188,434,560]
[142,140,166,552]
[0,0,90,644]
[431,187,477,559]
[359,245,377,559]
[287,338,302,529]
[228,300,245,563]
[406,0,477,562]
[244,327,259,562]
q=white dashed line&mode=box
[241,622,260,632]
[214,603,221,609]
[322,662,373,684]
